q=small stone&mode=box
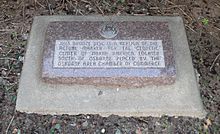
[82,121,88,127]
[4,59,9,65]
[98,91,103,96]
[0,44,3,51]
[85,5,92,11]
[58,10,67,15]
[155,121,161,126]
[18,56,24,62]
[135,128,142,134]
[115,128,122,134]
[12,128,18,133]
[2,70,7,76]
[88,7,93,11]
[69,123,76,127]
[22,33,29,40]
[0,77,3,83]
[101,128,105,133]
[0,77,7,85]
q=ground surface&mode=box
[0,0,220,133]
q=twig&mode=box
[80,0,91,4]
[138,118,149,124]
[185,24,197,33]
[66,0,75,8]
[1,76,17,79]
[133,14,146,16]
[0,19,11,23]
[0,29,13,32]
[5,49,12,55]
[203,26,220,41]
[61,0,65,9]
[210,53,220,71]
[93,1,104,15]
[127,3,135,6]
[34,0,45,8]
[5,115,15,134]
[214,3,220,8]
[166,0,175,5]
[102,0,111,6]
[0,57,17,60]
[178,7,193,21]
[213,26,220,31]
[22,1,25,19]
[150,7,159,10]
[164,5,186,10]
[75,1,78,15]
[5,83,17,91]
[45,0,52,15]
[166,0,193,21]
[78,9,84,15]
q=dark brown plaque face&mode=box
[42,21,176,87]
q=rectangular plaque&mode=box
[42,20,176,87]
[53,40,165,68]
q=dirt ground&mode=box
[0,0,220,133]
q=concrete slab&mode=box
[16,16,206,118]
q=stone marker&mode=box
[16,16,206,118]
[42,21,175,87]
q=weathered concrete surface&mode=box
[16,16,206,118]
